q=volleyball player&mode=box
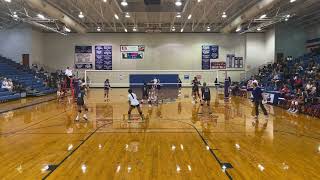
[75,83,88,121]
[191,77,201,103]
[201,82,211,106]
[104,79,111,101]
[128,89,144,120]
[142,82,149,103]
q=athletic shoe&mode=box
[287,108,292,112]
[293,109,298,113]
[75,116,79,121]
[83,114,88,120]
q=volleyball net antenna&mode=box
[84,70,243,88]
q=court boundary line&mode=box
[0,96,56,114]
[42,122,112,180]
[0,108,70,136]
[161,119,233,180]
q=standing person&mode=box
[191,77,201,103]
[104,79,111,101]
[127,89,144,120]
[65,67,73,88]
[75,84,88,121]
[142,82,149,103]
[201,82,211,106]
[252,82,268,118]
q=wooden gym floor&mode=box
[0,88,319,179]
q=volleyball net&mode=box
[85,70,244,88]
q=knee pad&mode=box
[291,101,294,105]
[78,110,82,113]
[295,101,298,106]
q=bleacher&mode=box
[0,56,56,99]
[0,87,20,102]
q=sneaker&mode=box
[293,109,298,113]
[83,114,88,120]
[287,108,292,112]
[75,115,79,121]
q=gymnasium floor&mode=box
[0,88,319,179]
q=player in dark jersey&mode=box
[104,79,111,101]
[76,83,88,121]
[201,82,211,106]
[191,77,201,103]
[142,82,149,103]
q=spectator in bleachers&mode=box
[7,79,13,92]
[1,78,8,89]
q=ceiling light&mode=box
[133,27,137,32]
[172,27,176,31]
[187,14,192,19]
[78,11,84,19]
[176,13,181,18]
[64,26,71,32]
[259,14,267,19]
[222,12,227,18]
[13,12,18,18]
[124,28,128,32]
[175,0,182,6]
[286,14,290,18]
[121,0,128,6]
[97,27,101,32]
[114,14,119,20]
[290,0,296,3]
[197,0,201,2]
[125,12,130,18]
[257,27,262,31]
[285,18,289,21]
[102,0,107,2]
[5,0,11,2]
[180,28,184,32]
[236,26,241,32]
[37,14,45,19]
[206,27,211,32]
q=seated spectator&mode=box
[1,78,8,89]
[7,79,13,92]
[280,84,291,98]
[293,76,303,91]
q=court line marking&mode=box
[42,122,113,180]
[161,119,233,180]
[0,108,71,136]
[0,96,56,114]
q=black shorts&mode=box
[104,88,110,91]
[130,104,140,108]
[77,99,84,106]
[203,97,211,101]
[192,87,199,92]
[142,91,148,97]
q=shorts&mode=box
[203,97,211,101]
[130,104,140,108]
[142,91,148,98]
[77,99,84,106]
[192,88,199,92]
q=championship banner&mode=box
[226,54,235,68]
[75,46,93,69]
[202,45,219,70]
[211,62,226,69]
[234,57,244,68]
[95,45,112,70]
[120,45,145,60]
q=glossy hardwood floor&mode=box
[0,88,319,180]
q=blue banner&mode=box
[95,45,112,70]
[202,45,219,70]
